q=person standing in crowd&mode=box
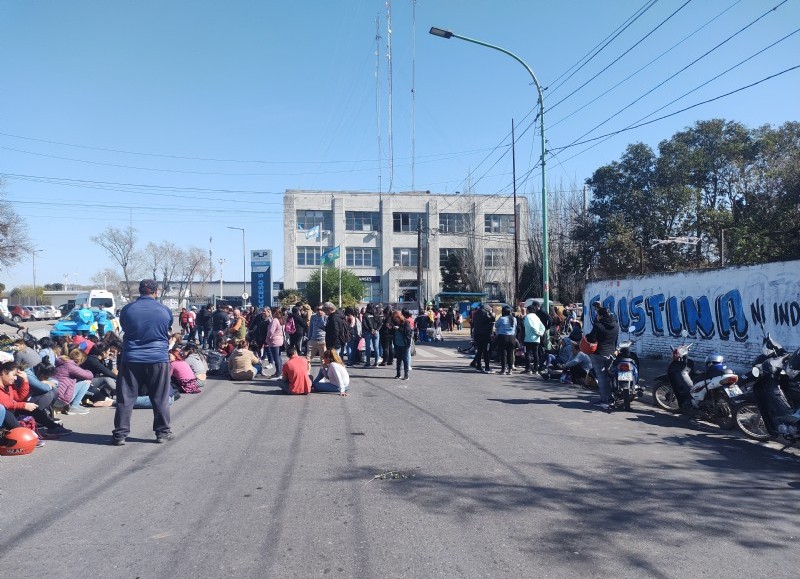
[392,311,413,381]
[307,304,327,365]
[378,306,394,367]
[324,302,349,353]
[584,306,619,410]
[229,308,247,342]
[531,301,551,371]
[210,304,229,350]
[494,305,517,375]
[522,303,545,374]
[361,303,380,368]
[287,306,308,356]
[470,304,495,373]
[266,307,285,378]
[111,279,174,445]
[195,304,213,349]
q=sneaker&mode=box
[505,370,511,375]
[394,375,401,379]
[156,432,175,444]
[600,403,610,410]
[111,437,126,446]
[482,369,494,374]
[401,376,409,381]
[36,439,45,448]
[46,425,73,437]
[65,405,90,415]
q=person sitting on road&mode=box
[227,339,261,381]
[181,344,208,388]
[38,337,57,366]
[169,347,201,393]
[562,341,593,386]
[280,346,311,395]
[80,343,117,405]
[312,348,350,396]
[12,338,41,369]
[1,361,71,436]
[24,359,70,432]
[54,349,94,415]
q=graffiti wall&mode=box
[584,260,800,367]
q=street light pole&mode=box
[227,226,247,307]
[218,258,225,306]
[429,26,549,312]
[32,249,43,306]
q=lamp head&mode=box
[429,27,453,39]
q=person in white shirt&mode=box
[312,348,350,396]
[522,304,545,374]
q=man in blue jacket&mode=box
[111,279,174,445]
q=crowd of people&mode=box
[1,281,600,451]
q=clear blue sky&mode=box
[1,0,798,290]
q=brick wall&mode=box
[584,260,800,370]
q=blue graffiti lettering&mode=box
[645,294,666,336]
[617,297,631,330]
[681,296,715,339]
[630,296,646,335]
[665,297,683,337]
[715,289,748,342]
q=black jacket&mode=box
[472,307,495,338]
[325,311,349,350]
[212,309,229,331]
[585,316,619,357]
[81,355,116,379]
[196,308,213,330]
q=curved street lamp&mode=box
[429,26,549,312]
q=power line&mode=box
[548,0,693,112]
[561,0,792,149]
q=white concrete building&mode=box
[283,190,529,304]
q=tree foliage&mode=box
[572,120,800,280]
[305,266,365,307]
[0,181,32,270]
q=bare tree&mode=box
[143,242,164,281]
[156,242,183,299]
[0,181,32,270]
[91,267,123,293]
[462,213,485,293]
[91,226,139,300]
[176,246,208,300]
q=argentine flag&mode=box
[305,224,321,239]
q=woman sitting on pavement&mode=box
[25,358,62,418]
[312,348,350,396]
[169,347,201,393]
[227,339,261,381]
[80,343,117,405]
[54,349,95,415]
[181,344,208,387]
[38,337,57,366]
[1,361,72,436]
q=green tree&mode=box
[43,283,64,291]
[278,289,305,308]
[440,251,467,291]
[305,266,364,307]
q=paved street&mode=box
[2,330,799,578]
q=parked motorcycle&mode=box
[651,340,740,429]
[733,335,800,445]
[607,328,644,411]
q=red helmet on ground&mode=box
[580,336,598,355]
[0,427,38,456]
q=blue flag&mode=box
[320,245,340,265]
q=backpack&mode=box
[179,311,190,324]
[285,316,296,335]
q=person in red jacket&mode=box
[0,361,71,435]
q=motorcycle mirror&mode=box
[751,366,761,378]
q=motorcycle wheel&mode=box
[652,381,679,412]
[734,403,771,441]
[715,397,736,430]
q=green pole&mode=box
[429,28,548,312]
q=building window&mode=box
[363,282,381,302]
[346,247,380,268]
[439,213,469,234]
[484,213,515,234]
[392,248,427,267]
[346,211,380,232]
[297,210,333,232]
[484,248,506,268]
[393,212,426,233]
[439,247,466,265]
[297,246,330,267]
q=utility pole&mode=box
[218,258,225,306]
[417,224,423,310]
[511,119,519,307]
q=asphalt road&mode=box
[2,327,799,578]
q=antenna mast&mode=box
[386,0,393,193]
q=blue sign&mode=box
[250,249,272,307]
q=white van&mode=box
[74,290,116,314]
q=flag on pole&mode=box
[320,245,340,265]
[305,224,321,239]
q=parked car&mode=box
[42,305,61,319]
[8,305,32,323]
[28,306,51,320]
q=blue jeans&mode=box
[134,394,175,408]
[70,380,92,408]
[364,334,379,366]
[406,340,413,370]
[267,346,283,375]
[312,367,346,393]
[591,354,611,404]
